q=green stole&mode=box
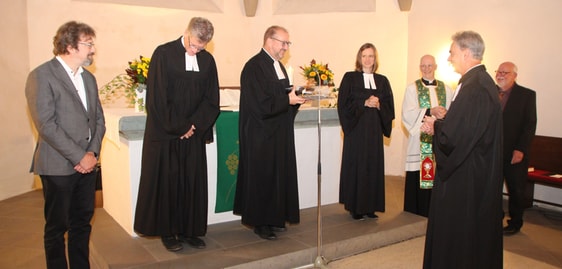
[416,79,447,189]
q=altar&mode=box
[100,105,343,236]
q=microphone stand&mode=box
[312,73,328,268]
[297,73,330,269]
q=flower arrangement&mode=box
[298,59,339,108]
[126,55,150,85]
[99,55,150,112]
[300,59,335,87]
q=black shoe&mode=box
[178,235,206,249]
[352,213,365,220]
[270,225,286,232]
[254,226,277,240]
[161,236,183,252]
[503,226,520,236]
[366,213,379,219]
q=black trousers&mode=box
[41,171,96,269]
[403,171,432,217]
[504,160,528,229]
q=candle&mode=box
[287,66,294,86]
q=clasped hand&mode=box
[180,124,196,140]
[421,116,436,135]
[430,106,448,119]
[421,106,448,135]
[74,152,97,174]
[364,96,380,109]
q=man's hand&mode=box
[421,116,436,135]
[289,87,306,105]
[74,152,97,174]
[511,150,524,164]
[180,125,196,139]
[430,106,448,119]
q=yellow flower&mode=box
[126,55,150,85]
[300,59,335,86]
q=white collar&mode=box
[181,36,199,71]
[363,73,376,89]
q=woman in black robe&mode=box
[134,17,219,252]
[337,43,395,220]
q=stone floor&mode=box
[328,206,562,269]
[1,176,561,268]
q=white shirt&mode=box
[56,56,87,111]
[56,56,91,140]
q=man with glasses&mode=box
[495,61,537,236]
[134,17,219,252]
[25,21,105,269]
[234,25,306,240]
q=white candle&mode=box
[287,66,294,86]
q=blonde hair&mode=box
[355,43,379,73]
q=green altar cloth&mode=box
[214,111,239,212]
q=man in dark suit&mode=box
[234,25,306,240]
[496,61,537,235]
[25,21,105,269]
[421,31,503,269]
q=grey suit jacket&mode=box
[26,58,106,176]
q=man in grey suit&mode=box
[25,21,105,269]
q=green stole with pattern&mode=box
[416,79,447,189]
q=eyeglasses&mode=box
[78,42,95,48]
[495,71,511,76]
[188,36,206,52]
[270,37,292,47]
[419,64,434,68]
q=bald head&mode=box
[419,54,437,81]
[495,61,518,91]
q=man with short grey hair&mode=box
[134,17,220,252]
[421,31,503,269]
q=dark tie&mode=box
[499,91,505,100]
[422,78,436,86]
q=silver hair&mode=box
[452,31,485,60]
[187,17,214,42]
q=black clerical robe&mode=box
[233,49,300,227]
[337,71,395,215]
[423,65,503,269]
[134,37,220,237]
